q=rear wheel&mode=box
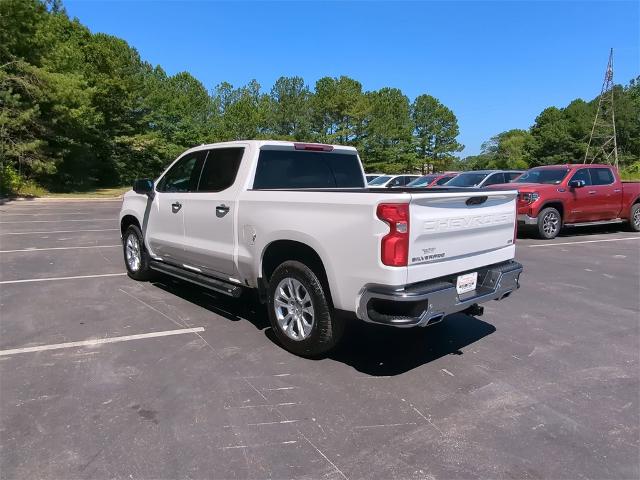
[123,224,154,280]
[536,207,561,239]
[267,260,344,357]
[625,203,640,232]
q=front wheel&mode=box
[625,203,640,232]
[122,225,154,281]
[536,207,561,239]
[267,261,344,357]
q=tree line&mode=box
[1,0,638,194]
[1,0,463,192]
[460,79,640,177]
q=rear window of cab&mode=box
[253,149,365,189]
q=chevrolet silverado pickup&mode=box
[491,164,640,239]
[119,141,523,356]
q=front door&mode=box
[182,147,245,279]
[565,167,594,222]
[146,151,205,263]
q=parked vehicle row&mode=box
[121,141,523,357]
[365,164,640,239]
[366,170,523,189]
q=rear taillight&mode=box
[377,203,409,266]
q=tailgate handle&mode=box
[466,196,488,206]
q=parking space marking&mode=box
[0,212,97,216]
[0,272,126,285]
[0,327,205,356]
[0,219,115,224]
[0,228,119,236]
[0,245,120,253]
[528,237,640,248]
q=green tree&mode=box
[362,87,413,172]
[411,94,463,173]
[213,80,269,141]
[311,76,364,144]
[268,76,311,140]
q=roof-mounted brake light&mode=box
[294,143,334,152]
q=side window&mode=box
[157,152,205,193]
[197,148,244,192]
[390,177,403,186]
[484,173,505,186]
[507,172,522,182]
[589,168,614,186]
[404,176,417,185]
[570,168,592,185]
[436,175,453,185]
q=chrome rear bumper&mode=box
[356,260,523,327]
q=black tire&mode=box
[122,224,154,281]
[267,260,344,357]
[625,203,640,232]
[536,207,562,239]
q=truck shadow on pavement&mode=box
[329,315,496,376]
[151,275,496,376]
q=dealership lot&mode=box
[0,200,638,479]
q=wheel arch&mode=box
[120,214,141,236]
[539,201,565,223]
[260,240,333,305]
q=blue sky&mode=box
[65,0,639,156]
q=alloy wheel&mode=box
[274,277,315,341]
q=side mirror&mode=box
[133,178,154,196]
[568,179,586,188]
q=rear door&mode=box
[406,190,517,284]
[146,151,205,262]
[588,167,621,219]
[182,147,245,279]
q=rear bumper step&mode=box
[149,260,242,298]
[356,260,523,327]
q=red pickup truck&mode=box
[491,164,640,239]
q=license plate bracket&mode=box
[456,272,478,295]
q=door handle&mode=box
[171,201,182,213]
[588,191,597,195]
[216,204,230,218]
[613,189,621,193]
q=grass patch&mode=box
[44,187,130,198]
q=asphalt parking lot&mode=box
[1,199,638,480]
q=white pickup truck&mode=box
[119,140,523,356]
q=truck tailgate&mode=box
[407,190,517,284]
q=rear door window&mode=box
[253,150,365,189]
[588,168,614,186]
[197,148,244,192]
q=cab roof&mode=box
[183,140,358,155]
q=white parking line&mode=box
[1,228,119,236]
[528,237,640,248]
[0,327,205,356]
[0,245,120,253]
[0,219,114,224]
[0,212,96,216]
[0,272,126,285]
